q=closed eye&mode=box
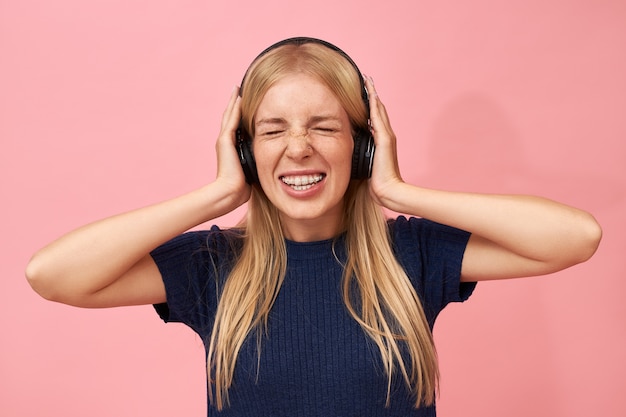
[256,118,288,137]
[259,129,286,137]
[312,126,339,135]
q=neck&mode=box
[280,215,345,242]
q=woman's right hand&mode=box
[213,86,251,209]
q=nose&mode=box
[284,130,313,160]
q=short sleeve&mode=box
[150,226,240,336]
[390,216,476,327]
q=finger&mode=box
[221,86,242,131]
[364,76,393,137]
[365,74,378,101]
[215,93,246,180]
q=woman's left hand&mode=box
[365,76,405,209]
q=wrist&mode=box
[205,179,250,216]
[374,180,415,213]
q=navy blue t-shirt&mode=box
[151,216,475,417]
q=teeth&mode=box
[281,174,324,189]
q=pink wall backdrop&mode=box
[2,0,625,416]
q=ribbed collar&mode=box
[285,233,347,260]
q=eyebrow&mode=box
[255,115,343,127]
[309,115,343,124]
[256,118,287,127]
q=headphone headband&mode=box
[239,37,369,110]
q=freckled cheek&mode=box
[251,143,283,187]
[331,143,355,176]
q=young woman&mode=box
[26,37,602,416]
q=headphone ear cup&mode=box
[236,126,259,184]
[351,129,375,179]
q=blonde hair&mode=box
[207,41,438,409]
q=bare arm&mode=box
[364,77,602,282]
[378,186,600,281]
[26,88,249,307]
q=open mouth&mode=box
[280,174,325,191]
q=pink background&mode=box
[2,0,625,416]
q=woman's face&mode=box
[252,73,354,242]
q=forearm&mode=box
[384,183,602,267]
[26,181,243,301]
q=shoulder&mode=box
[388,216,476,318]
[388,216,470,248]
[156,225,242,251]
[387,215,471,281]
[151,226,244,328]
[151,226,244,272]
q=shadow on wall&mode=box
[421,92,624,212]
[423,92,527,191]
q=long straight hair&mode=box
[207,42,438,409]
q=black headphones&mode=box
[236,37,375,184]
